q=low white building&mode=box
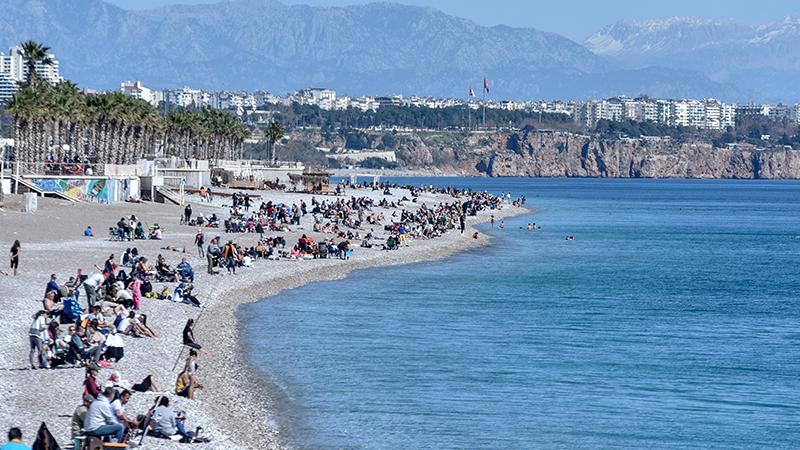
[120,80,163,106]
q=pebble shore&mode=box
[0,186,525,449]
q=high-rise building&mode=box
[0,73,16,102]
[0,46,63,101]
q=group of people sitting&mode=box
[71,355,208,446]
[17,183,517,448]
[29,247,202,371]
[112,215,163,241]
[221,199,304,235]
[24,249,211,446]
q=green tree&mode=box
[17,41,55,86]
[265,120,285,163]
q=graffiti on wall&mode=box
[31,178,111,202]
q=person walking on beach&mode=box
[206,237,220,275]
[490,215,495,228]
[459,215,466,234]
[184,204,193,224]
[9,240,20,276]
[222,240,237,274]
[29,310,48,370]
[194,230,205,258]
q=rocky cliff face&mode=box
[296,127,800,179]
[478,131,800,179]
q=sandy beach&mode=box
[0,184,526,449]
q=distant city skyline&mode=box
[104,0,799,41]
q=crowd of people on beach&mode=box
[6,182,519,448]
[18,238,210,447]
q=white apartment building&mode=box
[297,88,337,110]
[670,100,706,128]
[0,46,63,101]
[0,73,16,101]
[166,87,212,108]
[716,102,736,130]
[580,97,734,131]
[216,92,256,110]
[735,104,771,118]
[349,96,379,111]
[120,80,163,106]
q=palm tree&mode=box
[17,41,55,86]
[265,120,285,164]
[6,58,249,176]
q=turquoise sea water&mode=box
[240,178,800,449]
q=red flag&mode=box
[483,78,490,94]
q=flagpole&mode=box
[482,88,486,129]
[467,88,471,132]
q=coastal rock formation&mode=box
[296,127,800,179]
[478,130,800,179]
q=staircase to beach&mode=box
[155,186,182,205]
[7,174,80,203]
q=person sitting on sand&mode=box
[83,365,101,398]
[182,319,209,354]
[111,389,136,439]
[176,351,204,400]
[174,282,200,307]
[44,273,61,300]
[151,397,206,442]
[135,257,156,279]
[150,225,163,240]
[61,294,83,325]
[156,254,179,282]
[84,387,125,443]
[115,286,134,310]
[131,374,158,393]
[116,218,130,241]
[176,258,194,282]
[71,394,94,444]
[127,312,156,338]
[134,222,146,240]
[42,291,63,317]
[84,226,94,237]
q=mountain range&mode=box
[585,16,800,102]
[0,0,796,102]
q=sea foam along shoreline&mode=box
[193,202,529,450]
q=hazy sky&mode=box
[105,0,799,41]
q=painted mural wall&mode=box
[30,178,113,202]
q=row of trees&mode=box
[4,41,249,174]
[244,103,574,132]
